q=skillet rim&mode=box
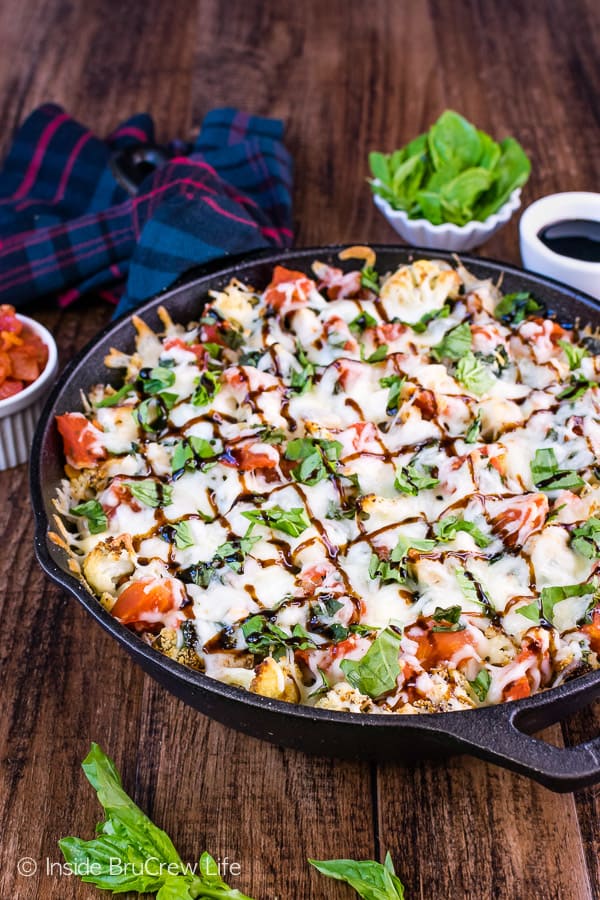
[29,243,600,745]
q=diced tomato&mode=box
[406,620,475,671]
[163,336,207,365]
[413,389,437,420]
[9,347,39,382]
[111,577,188,632]
[263,265,315,310]
[488,493,548,548]
[335,358,364,391]
[503,676,531,702]
[0,351,11,382]
[222,442,279,471]
[376,322,406,342]
[0,379,23,399]
[582,608,600,654]
[56,412,106,468]
[0,305,23,334]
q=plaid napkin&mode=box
[0,104,293,317]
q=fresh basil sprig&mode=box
[59,743,255,899]
[309,852,405,899]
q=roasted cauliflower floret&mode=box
[379,259,461,324]
[249,657,300,702]
[82,535,136,597]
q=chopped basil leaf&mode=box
[192,370,221,406]
[430,321,472,361]
[360,266,380,294]
[171,436,216,474]
[137,396,168,432]
[309,667,331,700]
[455,351,495,395]
[557,377,593,401]
[394,463,439,495]
[349,310,378,335]
[363,344,388,364]
[241,614,315,660]
[530,447,585,491]
[408,305,450,334]
[432,605,462,624]
[369,535,436,584]
[540,581,597,625]
[285,437,342,485]
[95,383,136,408]
[290,343,316,394]
[465,410,482,443]
[340,626,402,698]
[214,529,261,573]
[433,515,491,548]
[259,426,287,444]
[571,517,600,558]
[137,365,176,396]
[70,500,107,534]
[518,601,541,623]
[558,339,588,370]
[379,374,405,415]
[125,479,173,508]
[242,505,310,537]
[469,668,491,701]
[173,520,195,550]
[494,291,542,325]
[239,349,264,367]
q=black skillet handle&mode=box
[441,679,600,792]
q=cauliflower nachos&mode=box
[51,249,600,714]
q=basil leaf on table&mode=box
[59,743,254,899]
[309,852,405,899]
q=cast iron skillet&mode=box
[31,245,600,792]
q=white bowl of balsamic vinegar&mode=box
[519,192,600,299]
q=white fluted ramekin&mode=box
[0,315,58,470]
[373,188,522,252]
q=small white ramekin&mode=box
[519,192,600,299]
[0,315,58,470]
[373,188,522,252]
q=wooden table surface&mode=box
[1,1,599,898]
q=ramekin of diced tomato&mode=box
[0,305,58,469]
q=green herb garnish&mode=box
[433,515,491,548]
[430,321,472,361]
[70,500,108,534]
[349,310,378,335]
[192,371,221,407]
[469,669,491,702]
[571,518,600,559]
[241,505,310,537]
[340,627,403,699]
[494,291,542,325]
[530,447,585,492]
[360,266,380,294]
[394,463,439,495]
[173,521,195,550]
[558,339,588,370]
[285,436,342,485]
[125,480,173,508]
[455,351,495,395]
[379,374,405,415]
[96,383,136,408]
[465,410,482,443]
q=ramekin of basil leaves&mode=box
[369,110,531,251]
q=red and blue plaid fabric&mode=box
[0,104,293,317]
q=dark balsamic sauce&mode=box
[538,218,600,263]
